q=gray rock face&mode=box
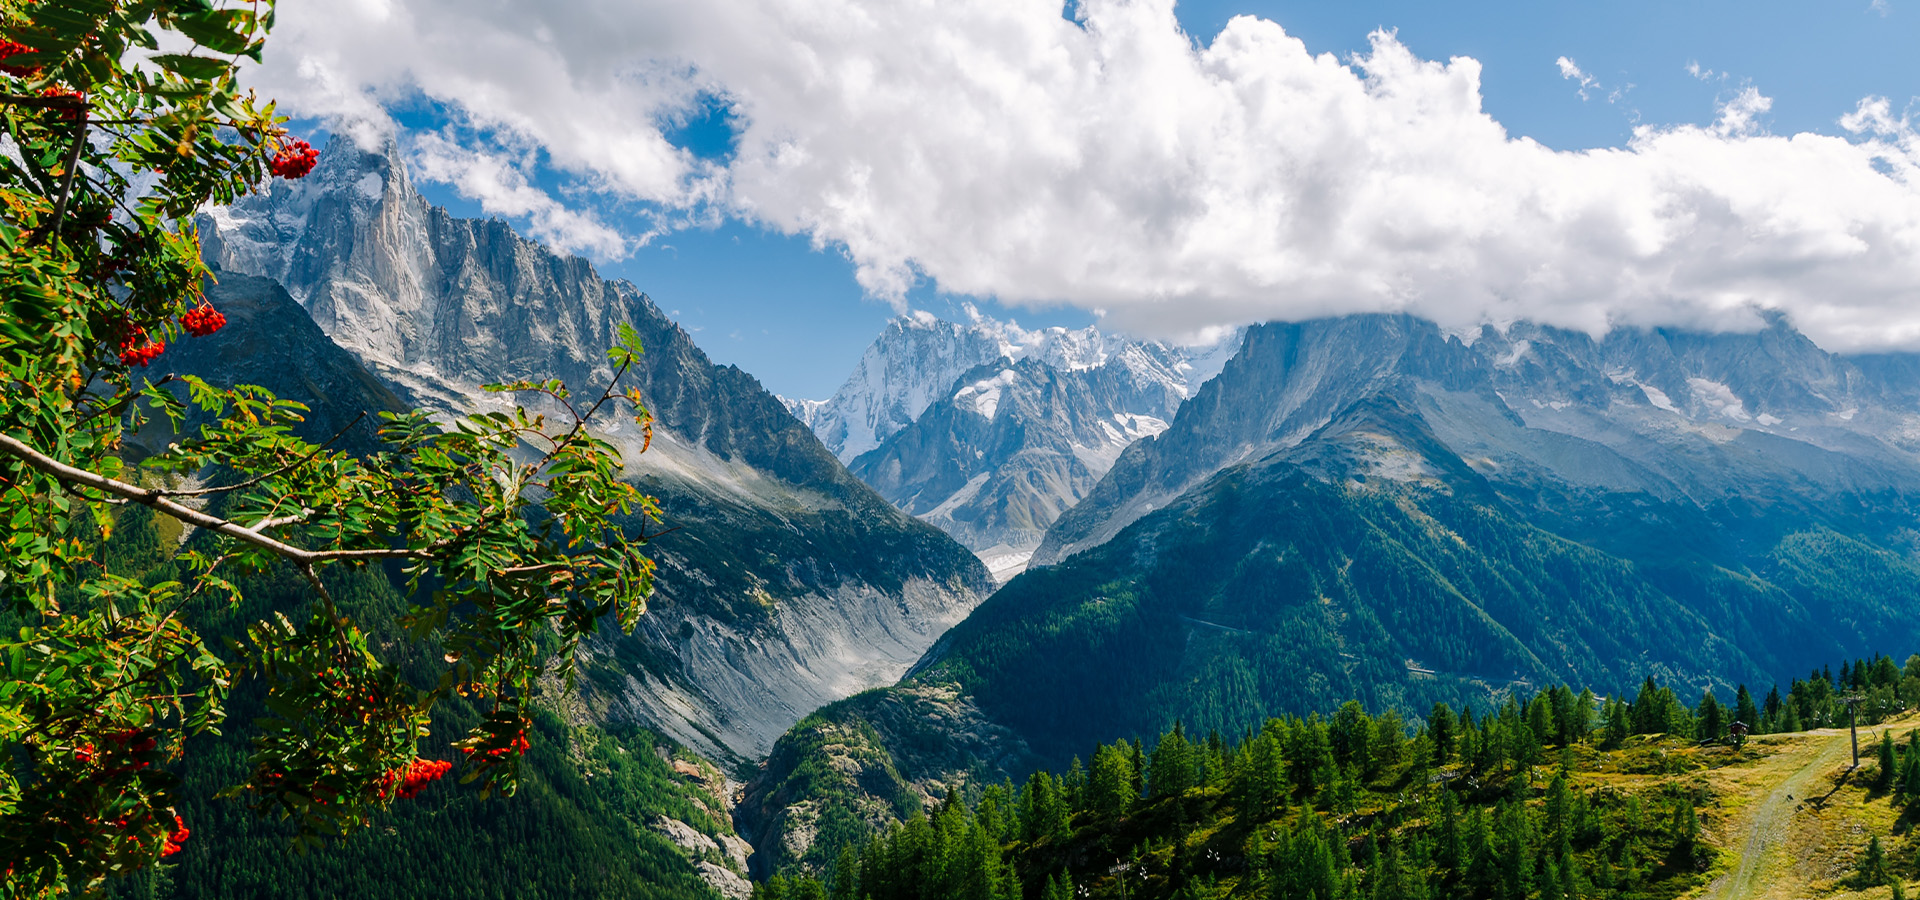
[1036,313,1920,566]
[133,273,408,456]
[203,137,992,761]
[734,681,1037,876]
[848,355,1185,578]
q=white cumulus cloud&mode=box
[243,0,1920,353]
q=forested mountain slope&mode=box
[198,135,992,761]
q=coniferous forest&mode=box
[757,662,1920,900]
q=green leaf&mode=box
[168,9,254,56]
[149,53,232,82]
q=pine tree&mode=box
[1902,745,1920,800]
[1698,690,1724,741]
[1544,770,1572,843]
[1527,695,1555,750]
[1735,685,1759,733]
[1436,788,1464,871]
[1858,836,1892,887]
[1090,743,1139,818]
[1604,699,1630,748]
[1672,799,1699,857]
[1573,688,1597,744]
[1879,732,1899,792]
[1332,701,1373,770]
[831,846,859,900]
[1632,678,1663,735]
[1371,709,1406,779]
[1495,801,1533,900]
[1150,725,1197,798]
[1430,703,1457,763]
[1042,871,1072,900]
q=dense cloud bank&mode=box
[248,0,1920,351]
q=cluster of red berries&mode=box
[0,39,40,77]
[378,758,452,801]
[160,815,190,857]
[116,324,164,367]
[180,305,226,337]
[269,139,319,179]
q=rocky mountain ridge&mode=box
[790,311,1237,576]
[787,311,1235,464]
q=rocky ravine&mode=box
[202,135,993,761]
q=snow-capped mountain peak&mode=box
[790,307,1240,464]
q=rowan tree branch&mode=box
[46,116,89,241]
[0,431,429,565]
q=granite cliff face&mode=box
[202,137,992,761]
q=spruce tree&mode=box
[1436,788,1464,871]
[1859,836,1892,887]
[831,846,860,900]
[1698,690,1724,741]
[1880,732,1899,792]
[1430,703,1457,763]
[1604,699,1630,748]
[1735,684,1759,732]
[1090,743,1139,818]
[1150,726,1196,798]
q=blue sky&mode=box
[273,0,1920,401]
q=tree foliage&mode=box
[0,2,658,893]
